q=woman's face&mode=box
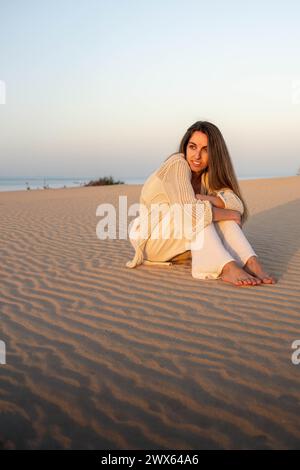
[186,131,209,174]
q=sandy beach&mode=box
[0,175,300,450]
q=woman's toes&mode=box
[240,276,257,286]
[259,272,276,284]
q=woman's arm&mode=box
[212,207,242,227]
[196,189,244,214]
[196,194,242,225]
[158,155,214,231]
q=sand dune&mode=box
[0,176,300,449]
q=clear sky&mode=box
[1,0,299,179]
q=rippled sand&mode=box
[0,176,300,449]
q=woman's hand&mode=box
[231,211,242,228]
[196,193,211,201]
[196,193,225,208]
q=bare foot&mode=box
[220,261,262,287]
[243,256,276,284]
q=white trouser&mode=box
[190,220,257,280]
[142,217,257,279]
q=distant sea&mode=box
[0,174,295,192]
[0,177,149,192]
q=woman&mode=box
[126,121,276,287]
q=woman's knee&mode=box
[214,219,240,234]
[215,219,238,227]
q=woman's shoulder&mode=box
[156,152,190,179]
[163,152,186,165]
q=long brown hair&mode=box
[178,121,249,224]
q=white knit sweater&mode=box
[126,152,244,268]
